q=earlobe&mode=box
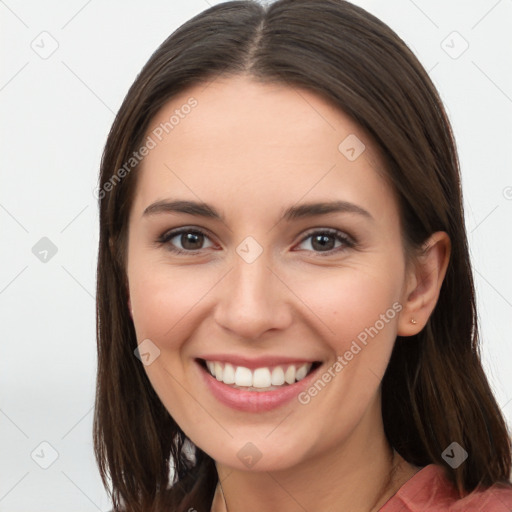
[397,231,451,336]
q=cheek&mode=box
[127,261,217,424]
[285,268,403,442]
[287,260,404,353]
[128,260,218,345]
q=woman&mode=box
[93,1,512,511]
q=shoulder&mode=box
[450,484,512,511]
[380,464,512,512]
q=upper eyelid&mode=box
[299,227,353,241]
[159,226,213,239]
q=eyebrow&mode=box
[142,199,373,222]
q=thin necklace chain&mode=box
[218,450,400,512]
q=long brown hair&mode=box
[93,1,512,510]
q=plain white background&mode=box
[0,0,511,510]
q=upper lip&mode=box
[196,354,321,370]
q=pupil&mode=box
[312,234,334,251]
[182,232,203,250]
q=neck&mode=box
[214,404,417,512]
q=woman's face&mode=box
[125,76,413,472]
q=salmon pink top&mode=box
[210,464,512,511]
[380,463,512,511]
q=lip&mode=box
[196,358,322,413]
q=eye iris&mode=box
[181,232,203,250]
[312,234,335,251]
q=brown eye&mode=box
[158,228,214,254]
[296,229,354,254]
[310,233,336,251]
[179,232,205,250]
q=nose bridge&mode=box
[232,250,273,303]
[213,244,291,339]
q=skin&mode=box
[125,75,450,512]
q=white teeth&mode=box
[271,366,285,386]
[234,366,253,387]
[284,365,296,384]
[253,368,272,388]
[214,362,223,381]
[205,360,316,390]
[223,363,236,384]
[295,363,309,381]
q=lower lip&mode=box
[197,361,321,412]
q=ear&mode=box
[398,231,451,336]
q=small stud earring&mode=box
[410,318,417,324]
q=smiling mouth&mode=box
[197,359,322,392]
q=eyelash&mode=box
[156,227,356,257]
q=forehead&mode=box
[130,75,394,224]
[145,75,374,163]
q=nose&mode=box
[213,250,293,340]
